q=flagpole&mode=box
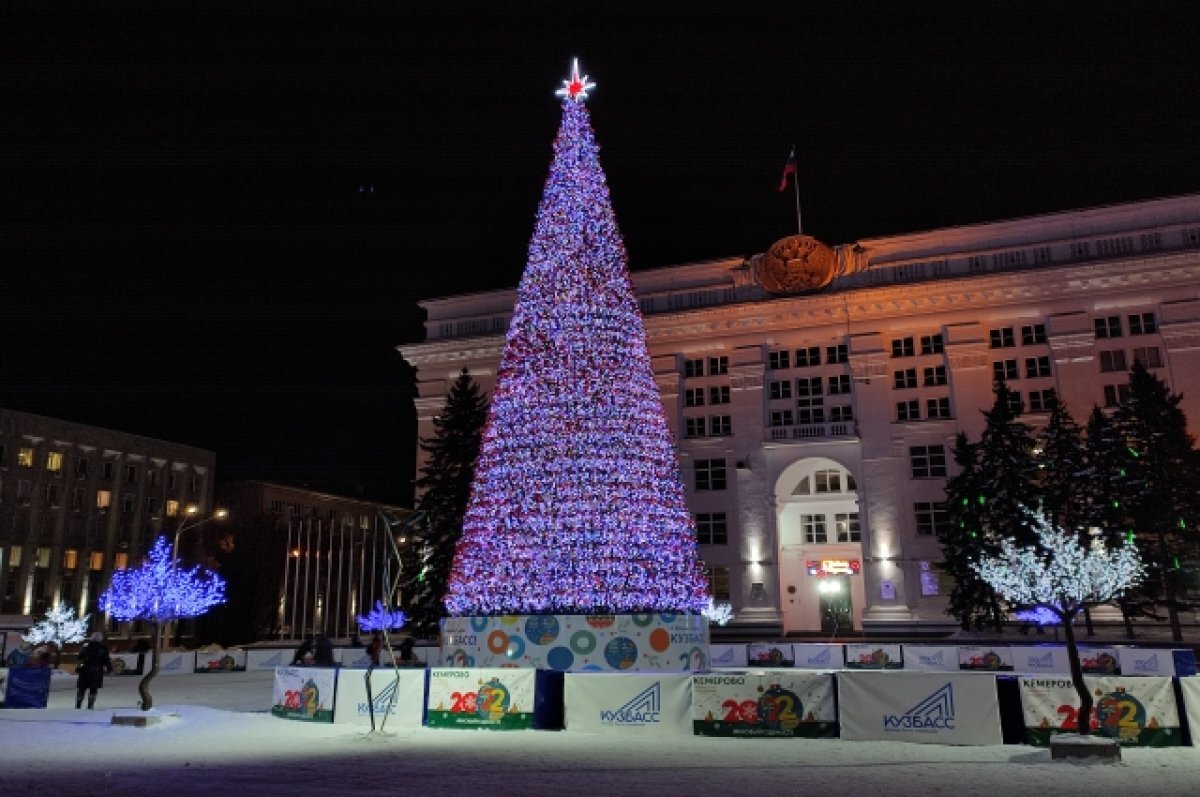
[792,145,803,236]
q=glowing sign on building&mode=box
[806,559,861,577]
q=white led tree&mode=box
[24,601,90,668]
[973,516,1144,737]
[99,536,226,710]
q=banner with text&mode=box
[792,644,843,670]
[957,645,1013,671]
[709,644,749,669]
[838,671,1002,745]
[1010,646,1071,674]
[426,667,537,730]
[333,668,426,727]
[845,644,903,670]
[1180,677,1200,748]
[194,649,247,672]
[1018,675,1181,746]
[564,672,692,735]
[271,666,338,722]
[110,653,143,676]
[901,645,960,672]
[692,670,837,738]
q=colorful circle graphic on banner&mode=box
[477,678,510,720]
[658,612,677,623]
[1096,690,1147,740]
[525,615,561,645]
[570,630,597,655]
[631,613,654,627]
[649,628,671,652]
[547,646,574,671]
[487,630,509,655]
[470,617,490,633]
[505,635,526,659]
[758,686,802,731]
[501,615,520,625]
[604,637,639,670]
[586,614,615,628]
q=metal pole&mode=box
[313,520,323,633]
[280,521,292,638]
[301,518,312,639]
[324,518,334,637]
[288,521,299,639]
[334,520,346,639]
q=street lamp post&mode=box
[162,505,228,650]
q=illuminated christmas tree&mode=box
[99,536,226,710]
[444,61,708,616]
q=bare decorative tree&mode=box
[974,516,1143,737]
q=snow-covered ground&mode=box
[1,668,1196,796]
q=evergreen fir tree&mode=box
[444,62,708,616]
[1036,395,1088,532]
[938,381,1040,631]
[407,368,487,637]
[939,432,1005,630]
[1112,359,1200,641]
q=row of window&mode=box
[767,345,850,370]
[683,356,729,378]
[770,375,852,400]
[0,479,194,517]
[1,446,201,493]
[896,397,953,422]
[893,365,948,389]
[1099,346,1163,372]
[684,386,731,406]
[684,416,732,438]
[6,546,129,571]
[1095,312,1157,339]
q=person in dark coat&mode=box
[366,632,382,667]
[313,633,335,667]
[292,635,315,665]
[76,632,113,709]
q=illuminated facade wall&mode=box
[401,194,1200,634]
[0,407,215,624]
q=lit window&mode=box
[89,551,104,570]
[46,451,64,473]
[96,490,112,509]
[910,445,947,478]
[63,549,78,569]
[36,547,51,567]
[360,515,370,530]
[114,552,129,570]
[8,546,21,567]
[705,566,731,601]
[695,513,728,545]
[166,499,181,517]
[18,447,34,468]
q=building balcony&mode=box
[766,422,856,442]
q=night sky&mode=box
[3,2,1198,506]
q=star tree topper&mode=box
[555,58,595,102]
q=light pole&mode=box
[163,505,228,650]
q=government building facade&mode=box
[400,194,1200,636]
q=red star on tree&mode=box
[555,58,595,102]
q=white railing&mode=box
[767,422,855,441]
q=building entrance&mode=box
[817,575,852,634]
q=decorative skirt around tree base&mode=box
[440,613,710,673]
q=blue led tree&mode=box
[444,61,709,616]
[99,536,226,710]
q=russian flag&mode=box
[778,147,797,192]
